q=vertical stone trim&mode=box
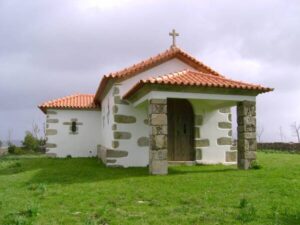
[148,99,168,175]
[194,114,203,161]
[237,101,257,169]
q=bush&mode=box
[8,144,27,155]
[23,132,40,152]
[14,148,27,155]
[8,145,16,154]
[250,160,262,170]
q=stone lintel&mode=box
[114,114,136,124]
[106,149,128,158]
[138,137,149,147]
[112,141,119,149]
[226,151,237,162]
[46,129,57,136]
[217,137,232,145]
[219,107,231,113]
[218,122,232,129]
[195,148,202,160]
[47,119,59,123]
[195,139,210,147]
[114,131,131,139]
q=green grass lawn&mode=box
[0,152,300,225]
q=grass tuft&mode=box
[237,198,256,223]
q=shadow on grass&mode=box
[0,156,238,184]
[270,210,300,225]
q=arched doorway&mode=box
[167,99,195,161]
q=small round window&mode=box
[71,121,77,133]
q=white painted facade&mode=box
[46,109,102,157]
[44,57,257,166]
[119,58,197,96]
[194,108,232,164]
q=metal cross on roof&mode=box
[169,29,179,48]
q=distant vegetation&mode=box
[7,131,46,155]
[2,122,46,155]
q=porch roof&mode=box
[123,69,273,99]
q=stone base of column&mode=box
[149,160,168,175]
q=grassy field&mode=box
[0,152,300,225]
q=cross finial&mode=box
[169,29,179,48]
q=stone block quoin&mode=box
[237,101,257,169]
[148,99,168,175]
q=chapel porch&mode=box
[122,70,271,175]
[147,97,256,175]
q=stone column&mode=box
[148,99,168,175]
[237,101,257,169]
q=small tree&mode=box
[291,122,300,143]
[257,126,264,142]
[22,131,40,152]
[32,121,40,139]
[0,140,2,148]
[7,129,13,146]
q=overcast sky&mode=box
[0,0,300,142]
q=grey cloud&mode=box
[0,0,299,141]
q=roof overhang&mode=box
[123,84,263,107]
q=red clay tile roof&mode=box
[123,69,273,99]
[94,46,224,103]
[39,94,100,113]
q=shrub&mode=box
[23,132,40,152]
[8,145,27,155]
[8,144,17,154]
[14,148,27,155]
[250,160,262,170]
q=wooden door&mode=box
[167,99,195,161]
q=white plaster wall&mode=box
[202,110,232,163]
[112,97,149,167]
[192,106,232,164]
[46,109,102,157]
[99,84,149,167]
[100,87,114,148]
[119,58,197,96]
